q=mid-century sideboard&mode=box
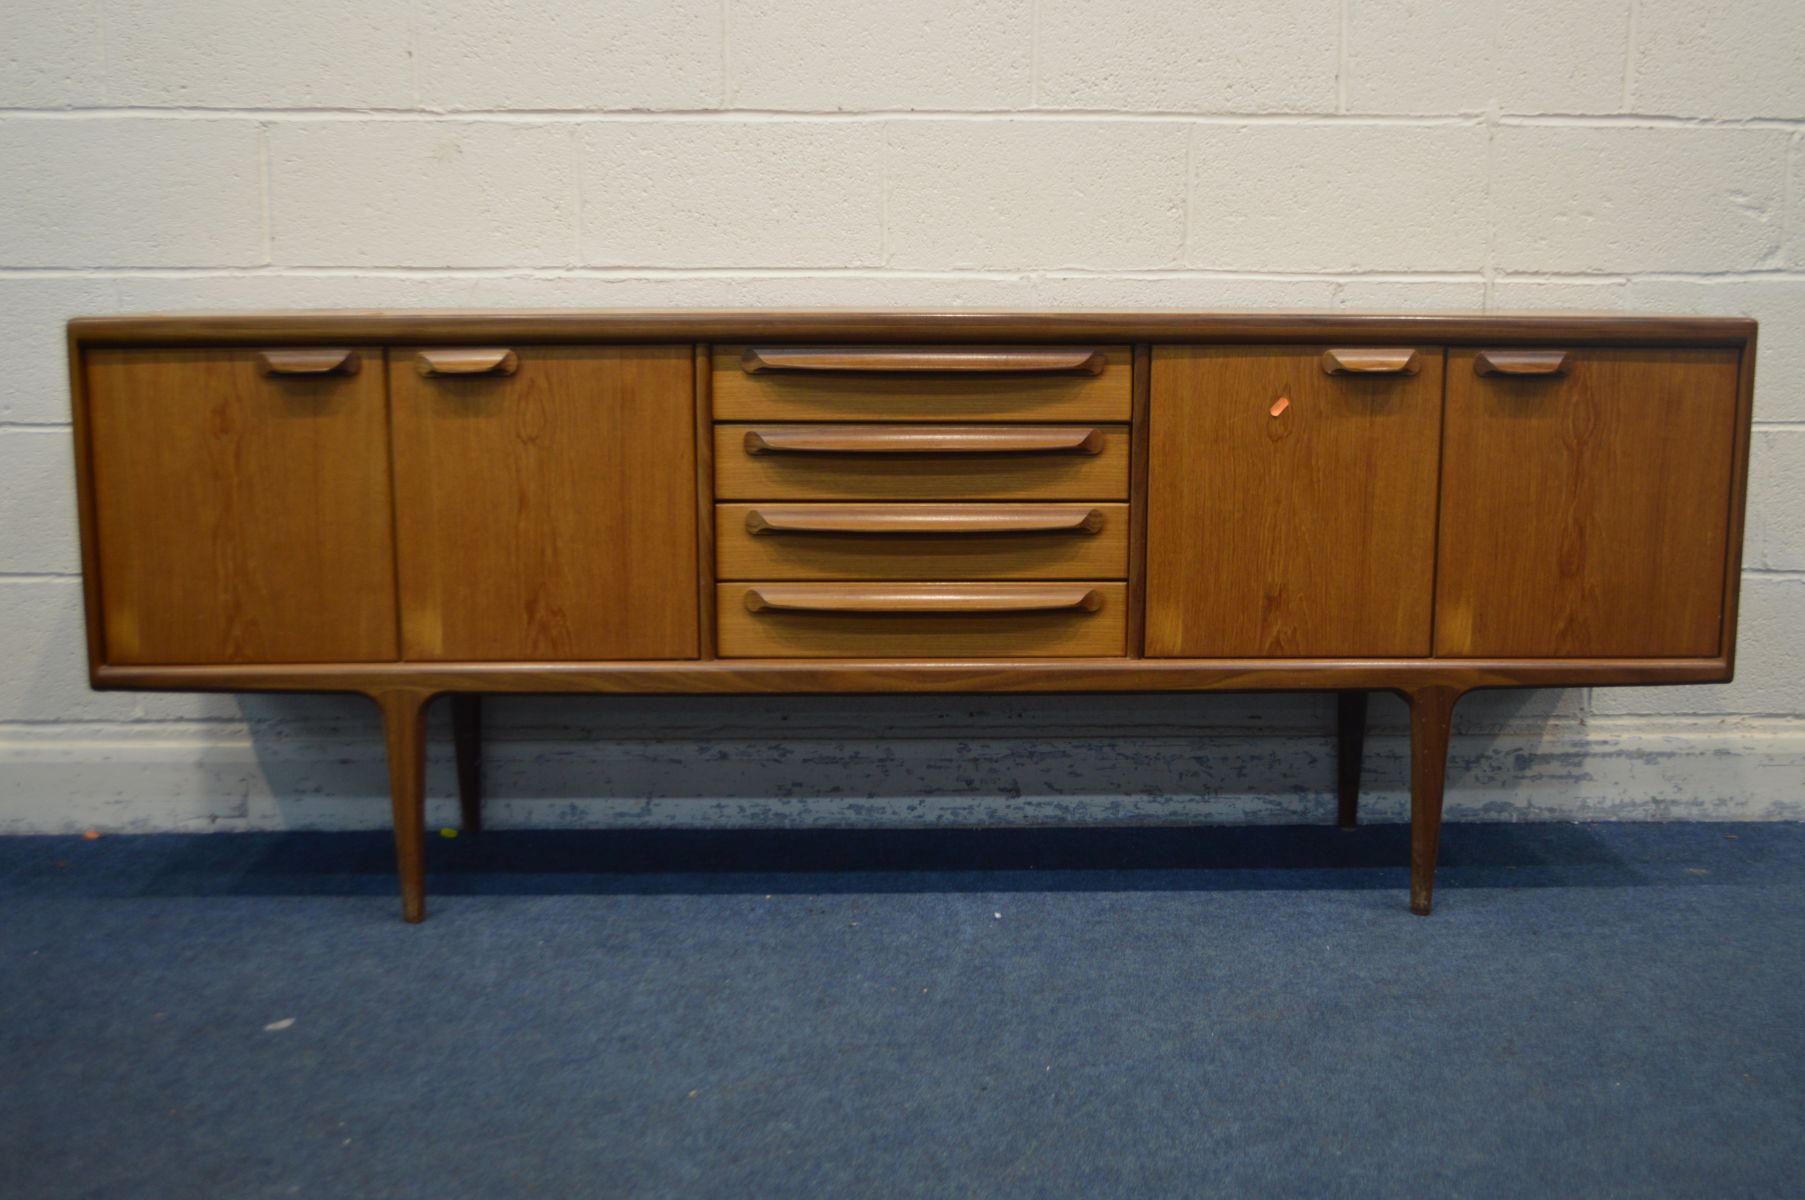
[65,311,1757,921]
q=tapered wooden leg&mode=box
[1408,686,1462,916]
[1336,691,1368,830]
[451,694,483,835]
[377,690,431,924]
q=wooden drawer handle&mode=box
[415,348,519,377]
[745,504,1105,536]
[741,346,1108,375]
[744,584,1103,615]
[257,348,360,376]
[1475,349,1571,377]
[1321,348,1422,375]
[743,426,1104,456]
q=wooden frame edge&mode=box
[93,656,1733,696]
[66,311,1760,350]
[1717,325,1759,678]
[67,325,107,686]
[693,344,717,660]
[1125,343,1151,657]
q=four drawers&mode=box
[710,344,1134,658]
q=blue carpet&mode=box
[2,822,1802,1199]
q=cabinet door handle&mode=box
[744,584,1103,615]
[743,426,1104,456]
[745,504,1105,536]
[1475,349,1571,377]
[740,346,1108,375]
[415,348,520,377]
[1321,348,1422,375]
[257,348,360,376]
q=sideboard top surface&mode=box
[67,310,1757,348]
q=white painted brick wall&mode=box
[1,0,1801,831]
[1187,125,1489,270]
[580,122,885,267]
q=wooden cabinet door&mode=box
[1436,348,1740,658]
[390,345,698,661]
[85,348,399,665]
[1146,346,1443,657]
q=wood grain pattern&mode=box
[743,425,1104,455]
[1436,348,1739,658]
[1320,347,1421,375]
[743,503,1107,535]
[93,655,1733,697]
[1125,343,1152,656]
[1718,334,1758,679]
[85,347,399,665]
[694,345,718,659]
[390,345,698,662]
[716,424,1129,500]
[63,311,1761,924]
[717,502,1128,581]
[743,583,1103,614]
[713,345,1131,421]
[718,582,1127,658]
[1474,348,1570,376]
[414,348,518,376]
[378,690,431,923]
[1408,686,1462,916]
[1145,346,1443,657]
[256,348,360,376]
[740,346,1108,375]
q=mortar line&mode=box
[4,104,1804,127]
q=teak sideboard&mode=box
[65,311,1758,921]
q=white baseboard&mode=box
[2,722,1801,833]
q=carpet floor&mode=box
[2,821,1802,1199]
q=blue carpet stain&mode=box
[1,822,1802,1199]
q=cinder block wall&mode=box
[2,1,1801,832]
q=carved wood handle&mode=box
[743,584,1103,615]
[1321,348,1422,375]
[743,426,1104,456]
[1474,349,1572,377]
[740,346,1108,375]
[745,504,1105,536]
[257,348,360,376]
[415,348,520,377]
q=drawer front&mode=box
[715,424,1130,500]
[716,502,1129,580]
[717,582,1128,658]
[713,345,1131,421]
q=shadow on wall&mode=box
[226,688,1586,832]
